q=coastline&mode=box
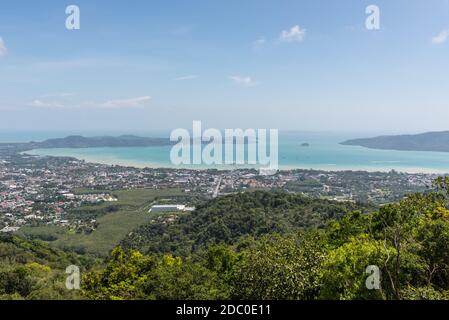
[23,149,449,175]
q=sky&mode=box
[1,0,449,133]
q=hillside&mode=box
[120,191,372,255]
[341,131,449,152]
[2,187,449,300]
[0,234,96,299]
[34,135,172,148]
[89,186,449,300]
[0,135,172,153]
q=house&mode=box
[1,226,20,233]
[149,205,195,213]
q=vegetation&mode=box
[83,181,449,300]
[120,191,370,255]
[0,135,172,153]
[18,188,185,256]
[0,234,97,299]
[341,130,449,152]
[3,179,449,300]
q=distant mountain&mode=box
[34,135,172,148]
[0,135,172,153]
[341,131,449,152]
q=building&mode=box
[149,204,195,213]
[1,226,20,233]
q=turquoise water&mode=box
[22,132,449,173]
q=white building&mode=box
[1,226,20,233]
[149,205,195,213]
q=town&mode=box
[0,150,441,235]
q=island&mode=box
[0,135,173,153]
[340,131,449,152]
[300,143,310,147]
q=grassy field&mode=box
[18,188,186,257]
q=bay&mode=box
[16,131,449,173]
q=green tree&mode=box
[83,247,155,300]
[83,247,229,300]
[320,234,395,300]
[229,233,324,300]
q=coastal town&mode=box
[0,150,440,234]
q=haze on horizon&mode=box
[1,0,449,134]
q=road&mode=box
[212,176,222,198]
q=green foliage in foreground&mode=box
[83,186,449,300]
[82,247,229,300]
[3,181,449,300]
[0,235,97,300]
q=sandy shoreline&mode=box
[23,150,449,175]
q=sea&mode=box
[2,131,449,174]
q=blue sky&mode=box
[1,0,449,133]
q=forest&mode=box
[1,178,449,300]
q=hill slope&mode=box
[121,191,371,255]
[0,135,172,153]
[341,131,449,152]
[0,234,96,299]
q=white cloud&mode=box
[91,96,152,109]
[30,100,65,108]
[280,25,306,43]
[174,75,199,81]
[0,37,7,56]
[432,29,449,44]
[30,96,151,109]
[229,76,258,87]
[29,93,75,108]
